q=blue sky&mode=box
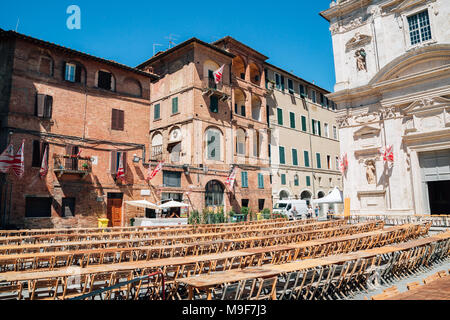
[0,0,335,91]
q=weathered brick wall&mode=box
[3,39,153,229]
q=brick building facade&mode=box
[137,37,272,215]
[0,29,158,228]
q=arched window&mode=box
[151,132,163,159]
[170,142,181,163]
[205,128,222,161]
[205,180,224,207]
[249,63,261,85]
[318,191,325,199]
[236,128,246,155]
[300,191,312,200]
[232,56,246,80]
[234,88,246,116]
[96,70,115,91]
[279,190,289,200]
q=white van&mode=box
[273,200,308,220]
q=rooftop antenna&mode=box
[15,18,20,32]
[153,43,163,56]
[165,34,179,49]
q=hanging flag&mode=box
[0,144,15,173]
[116,152,125,181]
[11,140,25,178]
[380,145,394,163]
[146,161,163,181]
[76,149,82,157]
[213,65,225,84]
[224,166,237,190]
[39,145,49,178]
[339,153,348,175]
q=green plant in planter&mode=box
[188,210,200,225]
[82,163,89,170]
[216,207,225,224]
[261,208,271,219]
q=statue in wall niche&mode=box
[355,49,367,72]
[365,160,377,185]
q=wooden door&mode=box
[107,198,122,227]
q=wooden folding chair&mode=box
[249,277,277,300]
[220,282,241,300]
[0,283,23,300]
[28,278,60,300]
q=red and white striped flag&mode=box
[146,161,163,181]
[116,152,125,181]
[0,144,15,173]
[11,140,25,178]
[380,145,394,163]
[339,153,348,175]
[224,166,237,190]
[39,145,49,178]
[76,149,82,157]
[213,65,225,84]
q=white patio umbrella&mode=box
[158,200,190,209]
[124,200,160,210]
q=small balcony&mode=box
[202,78,229,101]
[53,155,92,177]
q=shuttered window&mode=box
[281,174,286,185]
[290,112,295,128]
[312,119,316,135]
[111,109,124,131]
[32,140,48,168]
[301,116,307,132]
[299,84,306,97]
[306,176,311,187]
[258,173,264,189]
[206,129,221,160]
[110,151,127,174]
[241,171,248,188]
[292,149,298,166]
[294,175,299,186]
[279,146,285,165]
[304,151,310,167]
[277,108,283,125]
[318,120,321,136]
[210,96,219,113]
[172,97,178,114]
[280,75,285,91]
[154,104,160,120]
[288,79,294,94]
[35,94,53,118]
[316,153,321,169]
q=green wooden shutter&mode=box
[172,97,178,114]
[312,119,316,135]
[277,108,283,125]
[281,174,286,185]
[292,149,298,166]
[316,153,321,169]
[294,175,299,186]
[306,176,311,186]
[241,171,248,188]
[318,121,321,136]
[290,112,295,128]
[279,146,285,164]
[304,151,310,167]
[154,104,160,120]
[281,75,285,91]
[301,116,307,132]
[210,96,219,113]
[258,173,264,189]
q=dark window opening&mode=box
[98,71,113,90]
[25,197,52,218]
[258,199,265,211]
[32,141,49,168]
[163,171,181,187]
[62,197,76,217]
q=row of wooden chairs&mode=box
[0,218,291,238]
[341,214,450,228]
[183,236,450,300]
[0,218,325,245]
[0,223,430,299]
[0,220,355,255]
[0,221,387,272]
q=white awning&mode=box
[159,200,190,209]
[312,187,343,204]
[124,200,159,210]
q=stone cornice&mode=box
[320,0,372,22]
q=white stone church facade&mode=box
[320,0,450,215]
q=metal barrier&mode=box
[69,270,165,300]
